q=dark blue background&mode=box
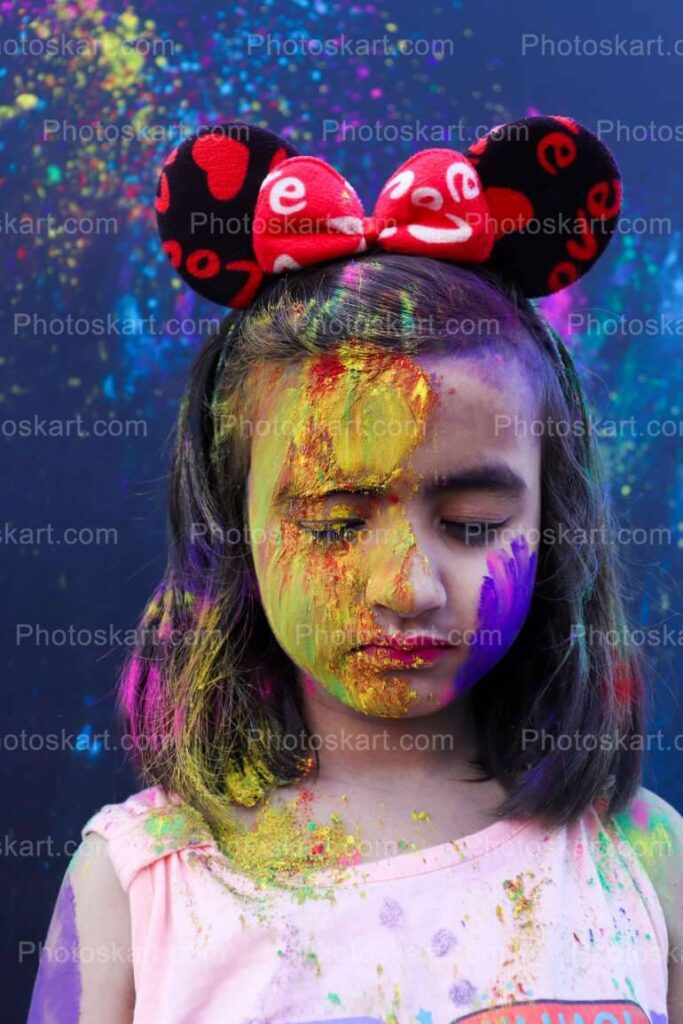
[3,1,682,1019]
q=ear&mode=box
[155,122,300,309]
[467,116,622,297]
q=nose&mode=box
[365,536,448,619]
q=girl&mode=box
[29,117,682,1024]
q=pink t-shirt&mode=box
[82,785,669,1024]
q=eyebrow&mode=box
[276,462,527,504]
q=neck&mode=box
[297,671,483,791]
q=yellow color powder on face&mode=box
[246,342,440,720]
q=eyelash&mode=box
[298,519,511,547]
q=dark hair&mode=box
[118,253,647,836]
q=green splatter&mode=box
[143,804,212,855]
[594,830,613,892]
[400,289,416,335]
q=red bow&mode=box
[253,150,496,274]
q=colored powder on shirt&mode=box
[216,788,365,888]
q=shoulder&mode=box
[611,786,682,997]
[611,785,683,911]
[70,830,132,908]
[82,783,182,837]
[68,832,134,967]
[81,784,218,891]
[70,832,135,1018]
[28,832,135,1023]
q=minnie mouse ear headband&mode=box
[155,115,622,309]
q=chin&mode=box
[395,671,464,713]
[351,668,465,719]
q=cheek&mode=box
[453,534,537,697]
[249,516,421,715]
[255,498,418,663]
[250,513,363,667]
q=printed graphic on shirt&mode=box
[457,999,655,1024]
[292,997,657,1024]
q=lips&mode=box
[359,634,455,651]
[353,635,458,668]
[357,644,457,667]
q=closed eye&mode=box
[297,518,511,546]
[441,519,511,546]
[297,519,365,543]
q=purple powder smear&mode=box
[295,1019,384,1024]
[431,927,458,956]
[453,534,537,697]
[27,874,82,1022]
[378,897,404,928]
[449,978,477,1005]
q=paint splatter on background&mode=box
[1,0,514,413]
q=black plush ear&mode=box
[155,122,300,308]
[466,116,622,297]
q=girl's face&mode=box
[245,341,541,718]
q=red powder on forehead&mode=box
[309,352,348,392]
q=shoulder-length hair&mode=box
[118,253,647,836]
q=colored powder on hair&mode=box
[400,288,416,335]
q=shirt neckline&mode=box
[153,784,544,891]
[278,813,537,888]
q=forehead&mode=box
[251,342,538,408]
[409,351,539,459]
[247,345,541,497]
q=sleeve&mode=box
[81,784,220,892]
[597,803,670,969]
